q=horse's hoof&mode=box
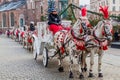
[69,71,74,78]
[88,73,94,78]
[79,74,84,79]
[58,67,64,72]
[98,73,103,77]
[84,67,87,72]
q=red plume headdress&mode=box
[81,7,87,17]
[99,6,109,19]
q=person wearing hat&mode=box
[29,21,35,31]
[48,9,63,35]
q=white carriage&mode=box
[33,20,72,67]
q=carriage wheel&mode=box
[33,50,37,60]
[43,47,48,67]
[33,40,37,60]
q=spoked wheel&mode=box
[33,41,37,60]
[33,50,37,60]
[43,47,48,67]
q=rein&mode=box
[93,30,107,42]
[71,30,84,41]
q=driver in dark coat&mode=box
[48,9,63,35]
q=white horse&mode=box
[84,20,113,78]
[53,18,89,78]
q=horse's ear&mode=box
[79,17,82,21]
[109,18,113,22]
[102,20,105,23]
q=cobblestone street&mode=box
[0,35,120,80]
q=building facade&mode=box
[90,0,120,19]
[0,0,48,31]
[0,0,80,31]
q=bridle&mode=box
[71,18,89,40]
[79,18,89,35]
[93,21,113,42]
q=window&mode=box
[112,6,116,11]
[27,1,31,9]
[10,12,14,27]
[41,6,43,14]
[27,0,35,9]
[31,1,35,9]
[20,18,24,27]
[2,13,6,27]
[106,0,109,5]
[113,0,115,4]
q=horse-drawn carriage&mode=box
[5,5,114,79]
[33,20,72,67]
[32,6,113,78]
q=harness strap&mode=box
[93,30,107,42]
[71,30,84,41]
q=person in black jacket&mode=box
[48,9,61,25]
[48,9,63,34]
[29,22,35,31]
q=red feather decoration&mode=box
[81,7,87,17]
[99,6,109,19]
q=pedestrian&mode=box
[114,31,119,41]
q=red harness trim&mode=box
[71,30,85,50]
[21,32,24,38]
[93,31,108,50]
[27,37,32,43]
[71,30,84,41]
[73,39,85,50]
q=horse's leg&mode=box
[58,58,64,72]
[78,52,84,79]
[69,49,74,78]
[58,49,64,72]
[83,51,88,72]
[88,49,94,77]
[98,50,103,77]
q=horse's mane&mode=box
[94,21,103,29]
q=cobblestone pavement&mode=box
[0,35,120,80]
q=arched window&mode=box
[2,13,6,27]
[10,12,14,26]
[20,18,24,27]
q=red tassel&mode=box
[60,47,65,54]
[27,38,32,43]
[81,7,87,17]
[111,30,114,35]
[102,30,105,36]
[79,28,83,33]
[87,24,92,28]
[99,6,109,19]
[76,45,85,50]
[102,46,108,50]
[21,32,24,38]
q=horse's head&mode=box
[79,17,90,34]
[102,20,113,41]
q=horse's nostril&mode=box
[107,36,113,41]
